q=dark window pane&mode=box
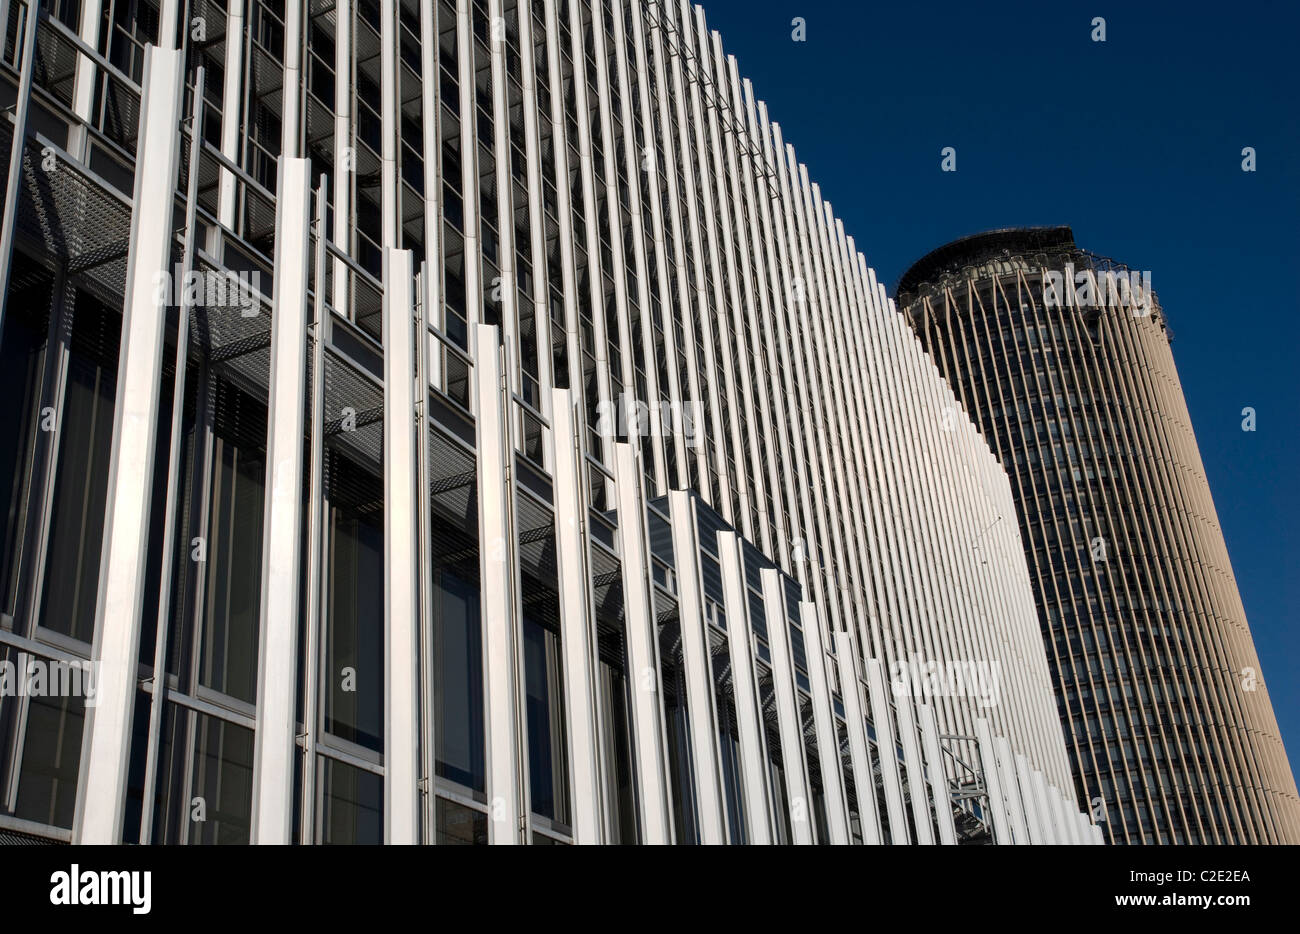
[14,691,85,828]
[188,712,254,844]
[523,615,568,825]
[0,283,49,615]
[658,619,698,844]
[598,647,638,843]
[325,502,384,751]
[200,436,264,703]
[434,569,485,790]
[319,756,383,844]
[711,630,747,844]
[436,795,487,844]
[40,293,120,643]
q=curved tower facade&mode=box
[899,227,1300,844]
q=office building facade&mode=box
[0,0,1090,844]
[899,227,1300,844]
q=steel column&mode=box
[974,717,1012,845]
[919,703,958,845]
[551,389,606,843]
[667,489,726,844]
[298,177,328,843]
[1014,752,1045,845]
[215,0,244,251]
[895,695,935,844]
[995,735,1030,845]
[866,658,909,843]
[0,1,38,345]
[384,248,421,843]
[718,530,771,844]
[1049,784,1073,845]
[249,156,313,844]
[760,568,813,844]
[834,631,882,845]
[139,65,206,844]
[1032,769,1059,845]
[68,0,104,158]
[71,46,185,845]
[475,323,526,843]
[613,441,673,842]
[799,602,849,844]
[332,0,353,315]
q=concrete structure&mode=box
[899,227,1300,844]
[0,0,1090,844]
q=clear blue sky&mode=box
[696,0,1300,776]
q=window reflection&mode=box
[523,614,569,825]
[189,712,254,844]
[14,691,84,829]
[598,627,638,843]
[658,616,699,844]
[800,693,829,844]
[436,795,488,844]
[0,275,49,617]
[710,628,747,844]
[434,569,485,791]
[40,292,119,643]
[152,703,253,844]
[199,434,264,703]
[324,449,384,751]
[319,756,383,844]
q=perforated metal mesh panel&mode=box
[16,136,133,303]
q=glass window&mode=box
[598,628,638,843]
[40,292,120,643]
[523,614,569,825]
[200,433,265,704]
[188,711,254,844]
[757,663,791,844]
[658,617,698,844]
[436,795,488,844]
[800,693,829,844]
[0,279,49,616]
[434,569,486,791]
[152,703,253,844]
[319,756,383,844]
[710,630,747,844]
[14,691,85,829]
[325,491,384,751]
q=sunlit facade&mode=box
[899,227,1300,844]
[0,0,1091,844]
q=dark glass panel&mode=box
[523,614,569,824]
[188,712,254,844]
[14,690,85,828]
[325,497,384,751]
[199,434,265,703]
[40,292,119,643]
[710,628,746,844]
[597,631,638,843]
[658,618,698,844]
[436,795,488,844]
[434,569,485,791]
[319,756,383,844]
[0,269,50,616]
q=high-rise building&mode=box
[899,227,1300,844]
[0,1,1089,845]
